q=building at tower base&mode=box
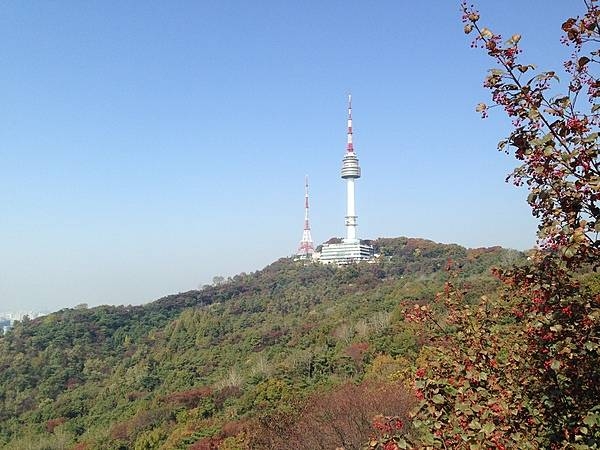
[318,240,374,265]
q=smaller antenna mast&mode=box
[297,175,315,258]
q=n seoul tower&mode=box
[341,94,361,243]
[315,94,373,265]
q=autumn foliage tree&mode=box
[249,381,415,450]
[462,1,600,446]
[377,2,600,449]
[467,1,599,267]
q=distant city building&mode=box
[0,310,47,334]
[317,94,374,264]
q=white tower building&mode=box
[318,94,374,265]
[341,94,361,243]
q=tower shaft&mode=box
[345,178,357,241]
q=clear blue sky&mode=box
[0,1,579,311]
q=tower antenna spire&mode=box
[297,175,314,258]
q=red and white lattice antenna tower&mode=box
[346,93,354,153]
[297,175,314,258]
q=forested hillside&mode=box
[0,237,523,449]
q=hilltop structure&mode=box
[318,95,374,264]
[296,176,315,259]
